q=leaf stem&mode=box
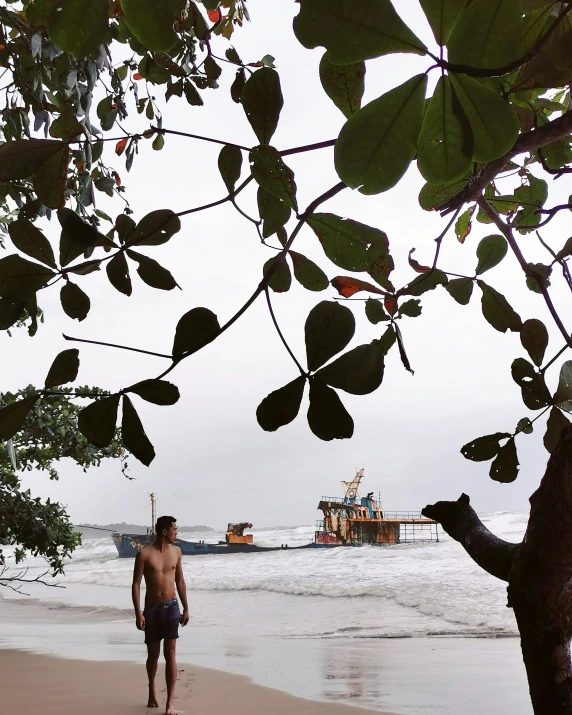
[62,334,172,359]
[265,287,306,376]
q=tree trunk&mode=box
[423,428,572,715]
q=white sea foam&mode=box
[1,511,526,638]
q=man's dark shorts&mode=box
[143,598,180,645]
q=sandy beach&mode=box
[0,649,390,715]
[0,593,532,714]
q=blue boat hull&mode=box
[112,533,316,557]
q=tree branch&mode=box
[422,493,520,582]
[62,334,172,359]
[437,111,572,215]
[477,197,572,348]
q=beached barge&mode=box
[314,469,438,546]
[111,473,437,557]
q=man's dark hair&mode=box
[156,515,176,535]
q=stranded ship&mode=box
[111,470,438,557]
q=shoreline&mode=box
[0,593,532,714]
[0,648,389,715]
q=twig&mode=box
[265,287,306,376]
[281,139,336,157]
[62,334,172,359]
[478,197,572,348]
[154,181,347,381]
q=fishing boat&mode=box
[110,472,438,557]
[111,495,312,557]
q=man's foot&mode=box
[147,694,159,708]
[165,701,176,715]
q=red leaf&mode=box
[112,171,121,186]
[133,73,143,80]
[408,248,431,273]
[115,138,128,156]
[384,296,398,315]
[331,276,387,298]
[208,9,221,21]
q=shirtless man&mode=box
[132,515,189,715]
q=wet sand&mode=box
[0,649,390,715]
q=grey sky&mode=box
[10,0,572,531]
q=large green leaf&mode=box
[449,74,519,163]
[461,432,510,461]
[60,281,90,321]
[511,357,551,410]
[127,379,180,406]
[58,208,104,266]
[544,407,570,453]
[419,0,468,45]
[256,376,306,432]
[127,250,179,291]
[78,394,120,448]
[514,15,572,91]
[0,139,64,181]
[418,175,470,210]
[401,269,448,296]
[0,396,39,441]
[445,277,473,305]
[241,68,283,145]
[0,255,55,299]
[290,252,329,291]
[335,74,427,194]
[447,0,525,70]
[365,298,390,324]
[307,378,354,441]
[319,52,365,118]
[316,342,384,395]
[172,307,220,357]
[257,188,291,239]
[32,144,70,209]
[417,75,473,185]
[106,253,132,296]
[47,0,109,57]
[377,326,397,355]
[218,145,243,194]
[45,349,80,388]
[121,0,185,52]
[478,281,522,333]
[489,437,519,483]
[513,175,548,233]
[122,395,155,467]
[293,0,427,64]
[307,214,393,289]
[554,361,572,411]
[127,209,181,247]
[520,318,548,367]
[0,299,26,330]
[475,235,507,275]
[305,301,355,371]
[250,146,297,211]
[8,218,57,269]
[263,255,291,293]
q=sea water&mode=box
[0,511,531,714]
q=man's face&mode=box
[163,522,178,544]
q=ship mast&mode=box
[150,493,156,535]
[341,468,364,502]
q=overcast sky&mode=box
[9,0,572,531]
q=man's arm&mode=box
[132,551,145,630]
[175,548,189,626]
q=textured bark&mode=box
[424,428,572,714]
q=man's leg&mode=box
[163,638,178,715]
[146,642,161,707]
